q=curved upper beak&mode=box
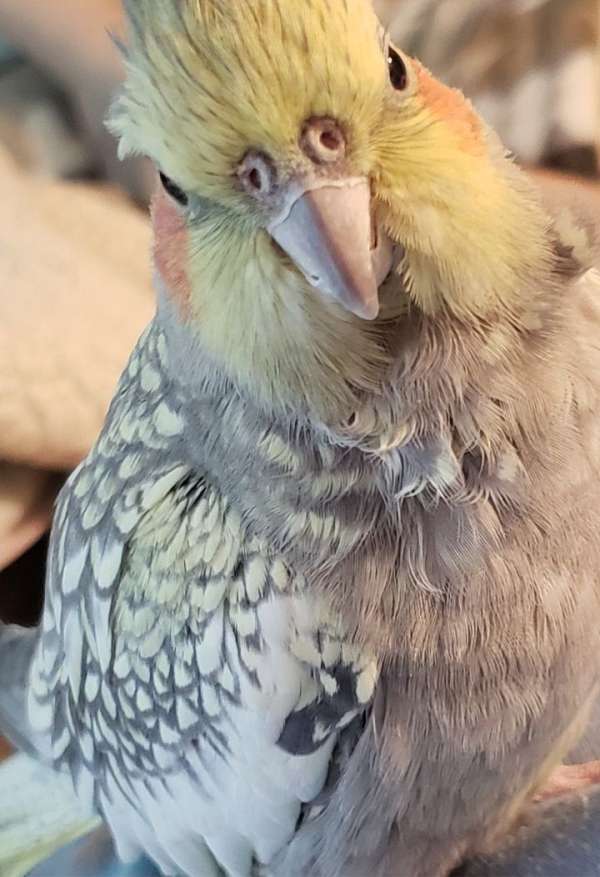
[267,178,393,321]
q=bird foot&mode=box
[534,760,600,803]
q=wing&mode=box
[27,321,191,781]
[28,321,379,876]
[104,476,377,875]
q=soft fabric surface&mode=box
[0,147,153,471]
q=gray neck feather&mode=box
[150,269,574,654]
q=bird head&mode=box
[110,0,551,419]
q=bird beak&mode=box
[268,178,392,321]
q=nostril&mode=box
[248,168,263,192]
[237,151,277,201]
[320,130,341,152]
[301,118,346,165]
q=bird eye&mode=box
[387,47,408,91]
[160,172,189,207]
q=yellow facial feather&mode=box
[112,0,556,415]
[371,61,553,317]
[112,0,384,208]
[182,208,390,417]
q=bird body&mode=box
[29,321,379,876]
[2,1,600,875]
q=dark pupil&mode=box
[160,172,189,206]
[388,47,408,91]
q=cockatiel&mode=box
[2,1,600,876]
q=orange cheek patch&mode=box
[151,185,192,320]
[414,61,484,155]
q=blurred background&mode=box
[0,0,598,633]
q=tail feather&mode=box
[0,624,39,756]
